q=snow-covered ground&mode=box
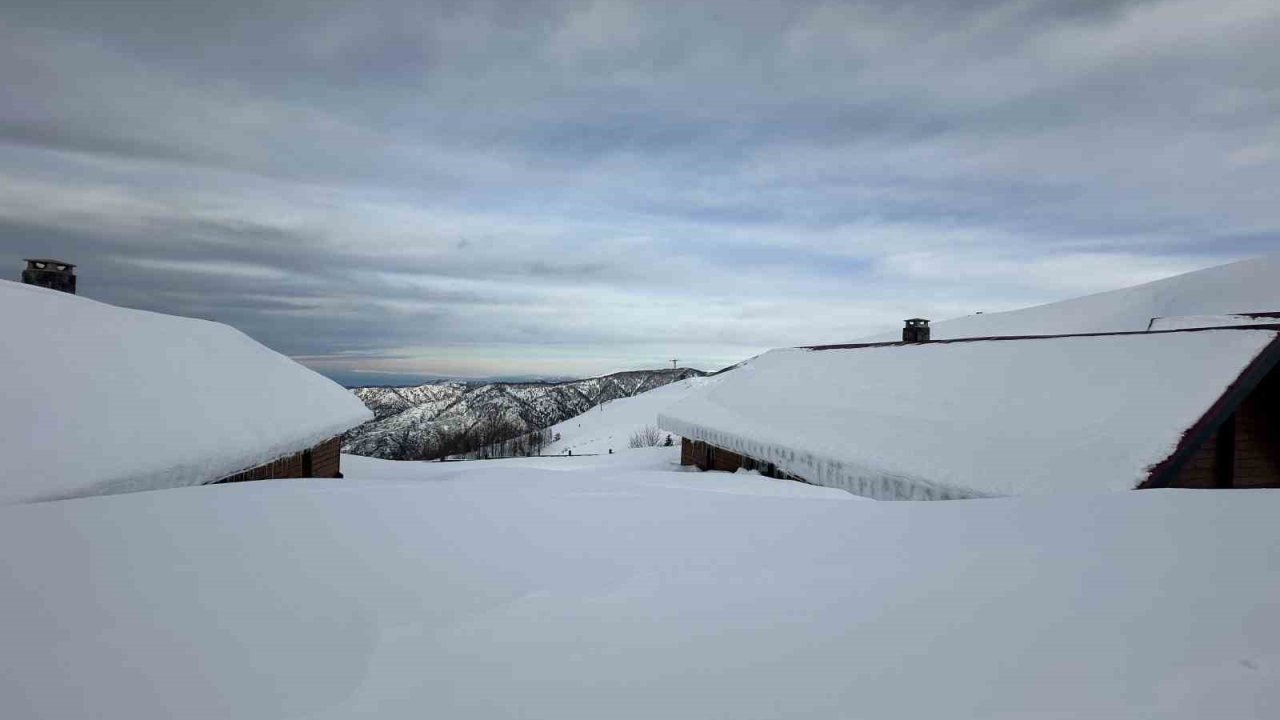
[1,453,1276,719]
[539,376,720,456]
[344,448,851,497]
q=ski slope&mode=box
[2,457,1277,719]
[864,253,1280,341]
[540,376,720,456]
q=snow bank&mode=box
[0,281,371,504]
[660,329,1279,498]
[342,446,689,477]
[863,252,1280,341]
[342,450,855,498]
[1,467,1276,719]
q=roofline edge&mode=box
[1142,334,1280,489]
[802,323,1280,351]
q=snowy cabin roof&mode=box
[658,327,1280,499]
[0,281,372,504]
[857,253,1280,342]
[1146,312,1280,331]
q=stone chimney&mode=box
[22,259,76,294]
[902,318,930,343]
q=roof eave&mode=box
[803,322,1280,352]
[1142,333,1280,489]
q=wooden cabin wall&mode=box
[1162,369,1280,489]
[708,445,746,472]
[681,438,697,466]
[1233,371,1280,487]
[681,437,803,483]
[215,436,345,484]
[681,438,745,472]
[310,437,343,478]
[1164,433,1218,488]
[682,438,715,469]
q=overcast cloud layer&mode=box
[2,0,1278,382]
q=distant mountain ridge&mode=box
[344,368,705,459]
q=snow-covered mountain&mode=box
[344,368,705,459]
[864,253,1280,341]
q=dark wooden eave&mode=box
[1142,333,1280,488]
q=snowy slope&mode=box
[661,329,1279,499]
[345,368,704,458]
[865,253,1280,341]
[540,376,721,456]
[0,280,371,504]
[1,459,1277,719]
[342,449,853,497]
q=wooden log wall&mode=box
[214,436,345,484]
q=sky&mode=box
[1,0,1278,384]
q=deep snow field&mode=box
[2,448,1278,719]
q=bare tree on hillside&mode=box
[628,425,663,448]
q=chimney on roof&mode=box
[22,259,76,294]
[903,318,930,343]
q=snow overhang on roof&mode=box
[1146,312,1280,331]
[659,328,1280,499]
[0,280,372,504]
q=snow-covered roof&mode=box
[859,253,1280,341]
[659,328,1280,499]
[1146,313,1280,331]
[0,281,372,504]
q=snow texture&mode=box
[0,280,372,504]
[862,252,1280,341]
[660,329,1279,499]
[1,459,1277,719]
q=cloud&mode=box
[1,0,1277,380]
